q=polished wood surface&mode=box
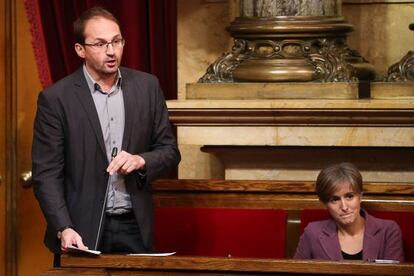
[0,0,7,274]
[153,179,414,211]
[44,255,414,275]
[153,179,414,194]
[168,106,414,126]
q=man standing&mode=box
[32,6,180,260]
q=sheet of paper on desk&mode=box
[67,245,101,255]
[127,252,176,257]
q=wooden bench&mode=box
[153,179,414,259]
[44,180,414,275]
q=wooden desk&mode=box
[43,255,414,275]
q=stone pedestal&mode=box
[200,0,375,83]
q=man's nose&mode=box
[106,43,115,55]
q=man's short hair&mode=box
[73,6,120,44]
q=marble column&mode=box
[200,0,375,83]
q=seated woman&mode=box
[294,162,404,262]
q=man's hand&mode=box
[106,150,145,175]
[60,228,88,252]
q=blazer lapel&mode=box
[362,211,381,260]
[319,219,343,260]
[72,68,107,158]
[120,69,134,151]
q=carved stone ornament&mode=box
[200,0,375,83]
[386,51,414,82]
[199,40,245,83]
[385,24,414,82]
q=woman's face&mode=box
[325,182,362,227]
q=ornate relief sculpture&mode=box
[200,0,374,83]
[386,24,414,82]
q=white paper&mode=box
[127,252,176,257]
[67,245,101,255]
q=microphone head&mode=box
[111,147,118,158]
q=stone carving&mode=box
[199,40,245,83]
[386,51,414,82]
[309,38,358,82]
[385,24,414,82]
[200,37,361,82]
[200,0,374,83]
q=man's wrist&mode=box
[57,225,73,239]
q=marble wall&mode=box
[177,1,414,98]
[175,1,414,182]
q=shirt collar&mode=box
[82,64,122,94]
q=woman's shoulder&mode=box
[304,218,334,235]
[365,211,402,233]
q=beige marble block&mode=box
[178,144,224,179]
[177,126,414,147]
[186,82,359,99]
[168,97,414,109]
[225,168,414,182]
[371,82,414,99]
[177,0,232,100]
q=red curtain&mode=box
[25,0,177,100]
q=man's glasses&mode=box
[83,38,125,50]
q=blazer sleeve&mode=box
[294,226,313,259]
[32,91,72,232]
[139,77,181,183]
[383,221,405,262]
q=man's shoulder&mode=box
[41,68,83,96]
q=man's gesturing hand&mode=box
[106,150,146,175]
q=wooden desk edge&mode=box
[60,255,414,275]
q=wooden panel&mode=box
[168,108,414,126]
[53,255,414,275]
[153,180,414,211]
[0,0,7,274]
[15,1,53,276]
[153,179,414,195]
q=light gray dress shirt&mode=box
[83,65,132,214]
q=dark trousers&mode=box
[98,212,146,254]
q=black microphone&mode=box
[94,147,118,250]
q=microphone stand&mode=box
[94,147,118,250]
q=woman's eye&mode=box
[345,193,355,199]
[330,197,340,203]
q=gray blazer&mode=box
[32,66,180,253]
[294,210,405,262]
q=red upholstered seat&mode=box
[300,209,414,262]
[154,207,287,258]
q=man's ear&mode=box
[74,43,85,58]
